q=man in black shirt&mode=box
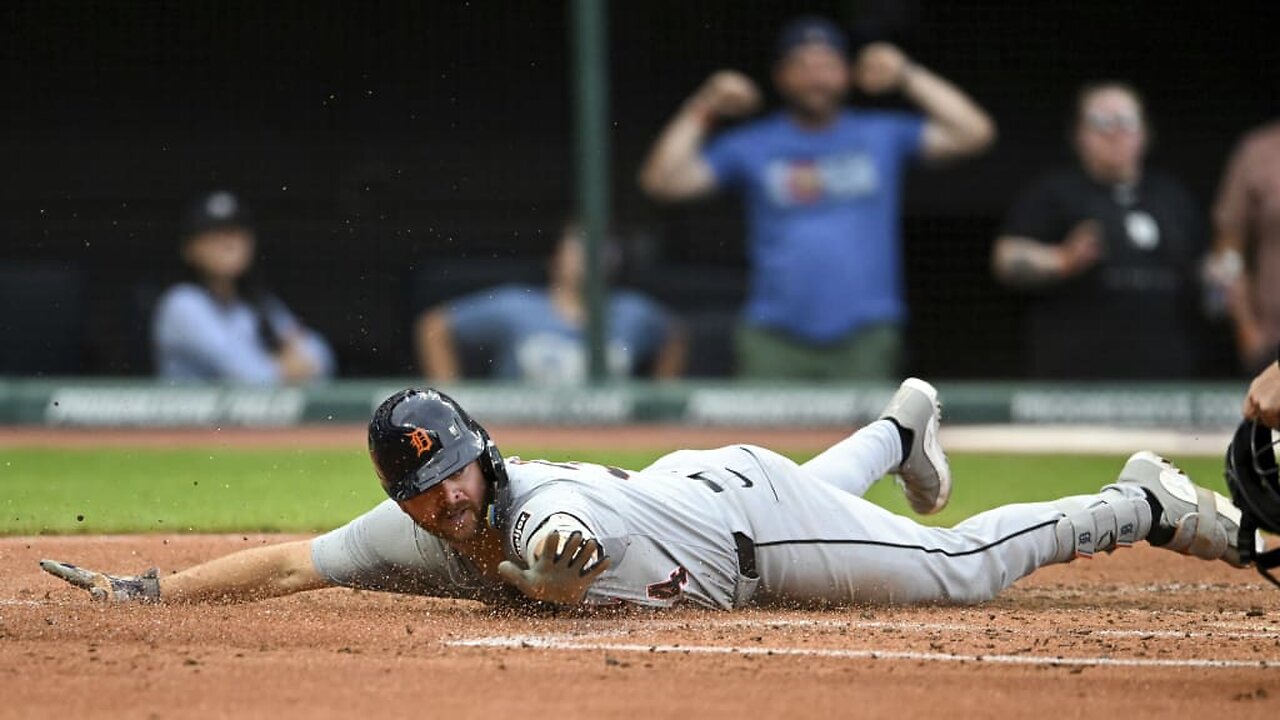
[992,82,1205,379]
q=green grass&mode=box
[0,447,1230,535]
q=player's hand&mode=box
[1244,361,1280,429]
[39,560,161,603]
[497,531,610,605]
[691,70,762,120]
[853,42,911,95]
[1057,220,1103,277]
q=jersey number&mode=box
[646,566,689,600]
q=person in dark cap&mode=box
[640,16,994,380]
[151,190,335,384]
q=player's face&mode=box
[1075,88,1147,183]
[775,44,849,121]
[399,461,488,543]
[183,227,255,282]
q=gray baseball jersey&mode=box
[497,432,1105,606]
[312,421,1118,608]
[496,456,756,609]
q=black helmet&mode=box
[368,388,506,501]
[1224,419,1280,587]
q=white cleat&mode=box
[879,378,951,515]
[1116,451,1262,567]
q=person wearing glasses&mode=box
[991,82,1206,379]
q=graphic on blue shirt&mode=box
[447,285,671,383]
[764,152,880,207]
[703,109,924,343]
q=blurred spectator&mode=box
[992,82,1205,379]
[152,191,335,384]
[1208,121,1280,373]
[639,16,994,380]
[415,224,685,383]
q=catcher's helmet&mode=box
[368,388,506,502]
[1225,419,1280,587]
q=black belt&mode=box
[733,532,758,579]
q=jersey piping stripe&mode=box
[737,446,779,502]
[752,519,1059,557]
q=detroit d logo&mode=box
[406,428,435,457]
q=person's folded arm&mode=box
[154,289,281,383]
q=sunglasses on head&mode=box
[1085,111,1141,134]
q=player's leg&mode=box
[740,447,1252,605]
[747,480,1128,605]
[801,378,950,514]
[799,419,901,497]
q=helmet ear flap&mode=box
[465,416,506,486]
[482,441,507,485]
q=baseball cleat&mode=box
[39,559,161,602]
[879,378,951,515]
[1116,451,1263,567]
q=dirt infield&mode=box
[2,535,1278,719]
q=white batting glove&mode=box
[497,531,610,605]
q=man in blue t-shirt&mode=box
[640,16,994,379]
[415,226,685,384]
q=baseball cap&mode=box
[776,15,850,60]
[181,190,253,238]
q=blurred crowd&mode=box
[47,16,1280,386]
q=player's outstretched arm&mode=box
[41,539,332,604]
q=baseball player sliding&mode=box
[42,380,1261,608]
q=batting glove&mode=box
[40,559,161,603]
[497,531,610,605]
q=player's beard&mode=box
[435,503,478,542]
[422,478,494,543]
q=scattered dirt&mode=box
[2,535,1279,719]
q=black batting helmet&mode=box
[1225,419,1280,587]
[368,388,506,502]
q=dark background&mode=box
[3,0,1278,378]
